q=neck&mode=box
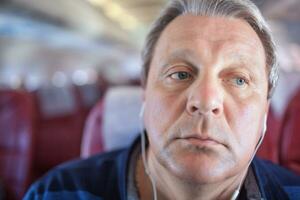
[136,150,248,200]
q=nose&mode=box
[186,79,223,117]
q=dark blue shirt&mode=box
[24,137,300,200]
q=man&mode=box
[24,0,300,199]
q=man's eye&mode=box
[230,77,248,87]
[236,78,246,86]
[170,72,191,80]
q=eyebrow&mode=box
[226,53,263,76]
[161,49,200,71]
[160,49,264,78]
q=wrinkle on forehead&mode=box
[166,15,259,41]
[157,15,264,52]
[152,15,266,73]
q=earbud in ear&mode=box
[139,102,145,118]
[262,114,268,135]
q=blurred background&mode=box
[0,0,300,199]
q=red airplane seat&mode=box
[0,90,35,200]
[279,87,300,174]
[32,86,85,180]
[256,108,281,163]
[80,86,143,158]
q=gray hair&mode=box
[141,0,278,99]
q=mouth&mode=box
[176,135,223,147]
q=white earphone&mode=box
[263,114,268,135]
[139,102,145,118]
[139,102,158,200]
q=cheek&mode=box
[144,89,185,143]
[227,98,265,153]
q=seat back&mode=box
[257,71,300,165]
[32,86,84,179]
[256,108,281,163]
[0,90,35,200]
[81,86,143,157]
[279,87,300,174]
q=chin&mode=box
[159,146,238,184]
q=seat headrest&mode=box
[102,86,143,151]
[37,86,76,118]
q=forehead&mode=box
[152,15,266,68]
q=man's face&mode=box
[143,15,269,183]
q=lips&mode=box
[177,135,224,146]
